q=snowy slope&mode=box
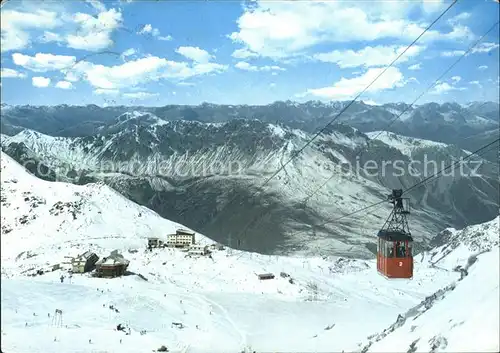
[3,151,495,352]
[0,151,213,267]
[367,131,455,157]
[362,217,500,353]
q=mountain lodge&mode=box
[95,250,130,278]
[166,229,195,248]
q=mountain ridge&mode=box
[2,117,498,257]
[2,100,497,162]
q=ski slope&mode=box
[365,248,499,352]
[1,151,498,352]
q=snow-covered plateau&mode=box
[1,151,498,353]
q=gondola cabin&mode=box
[377,230,413,279]
[376,189,414,279]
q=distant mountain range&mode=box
[1,105,498,257]
[2,100,498,162]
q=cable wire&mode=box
[320,137,500,226]
[403,137,500,195]
[257,0,459,192]
[202,0,459,238]
[302,20,500,205]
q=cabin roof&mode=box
[378,230,413,242]
[96,250,129,266]
[75,250,97,260]
[176,229,195,235]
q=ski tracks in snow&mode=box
[195,293,249,350]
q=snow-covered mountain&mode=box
[1,151,498,353]
[1,115,498,257]
[1,101,498,159]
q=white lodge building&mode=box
[166,229,195,248]
[188,244,209,255]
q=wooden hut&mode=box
[71,251,99,273]
[257,273,275,280]
[95,250,130,278]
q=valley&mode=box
[1,104,498,256]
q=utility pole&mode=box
[227,233,232,255]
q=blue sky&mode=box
[1,0,499,106]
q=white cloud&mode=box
[1,5,129,52]
[447,12,471,25]
[138,24,158,36]
[176,46,213,64]
[471,42,499,54]
[137,24,172,41]
[269,83,276,88]
[85,0,107,13]
[441,50,466,57]
[441,42,499,58]
[74,56,227,89]
[303,67,405,100]
[73,57,169,89]
[235,61,285,72]
[313,45,424,68]
[430,82,466,95]
[408,77,419,84]
[229,1,474,59]
[469,80,482,88]
[123,48,136,56]
[66,9,122,51]
[408,63,421,70]
[121,48,137,61]
[55,81,73,89]
[158,35,173,41]
[235,62,255,71]
[478,65,488,70]
[1,9,62,52]
[15,52,227,90]
[13,53,76,72]
[64,71,80,82]
[451,76,461,83]
[1,68,27,79]
[32,76,51,88]
[185,62,227,76]
[232,48,259,59]
[123,92,159,100]
[39,31,64,43]
[94,88,119,95]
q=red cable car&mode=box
[376,189,414,279]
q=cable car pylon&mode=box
[377,189,414,279]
